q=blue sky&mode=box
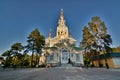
[0,0,120,54]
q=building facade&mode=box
[93,52,120,68]
[42,9,84,66]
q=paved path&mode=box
[0,67,120,80]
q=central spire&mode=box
[56,9,69,38]
[58,9,66,26]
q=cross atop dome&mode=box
[61,9,64,15]
[60,9,64,20]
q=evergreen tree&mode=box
[25,28,45,67]
[2,42,24,67]
[11,42,24,67]
[81,16,112,67]
[1,50,12,67]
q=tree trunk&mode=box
[31,52,34,67]
[97,52,101,67]
[104,53,109,69]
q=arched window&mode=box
[62,50,67,52]
[65,32,66,34]
[76,54,80,61]
[58,32,60,35]
[50,54,54,60]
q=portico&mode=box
[60,47,70,63]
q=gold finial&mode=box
[49,28,52,38]
[69,30,72,38]
[50,28,52,32]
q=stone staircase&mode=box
[61,63,73,68]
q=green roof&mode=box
[73,47,83,51]
[46,47,58,50]
[93,52,120,60]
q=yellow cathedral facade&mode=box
[40,9,84,67]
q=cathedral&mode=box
[41,9,84,67]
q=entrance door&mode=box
[61,48,69,63]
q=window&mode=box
[62,50,67,52]
[76,54,80,61]
[113,58,120,65]
[58,32,60,35]
[50,54,54,61]
[71,54,73,57]
[65,32,66,34]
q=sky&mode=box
[0,0,120,54]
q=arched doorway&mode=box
[60,47,70,63]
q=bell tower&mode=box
[56,9,69,39]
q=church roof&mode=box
[46,46,58,50]
[73,47,83,51]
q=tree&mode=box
[2,42,24,67]
[2,50,12,67]
[10,42,24,67]
[81,26,95,66]
[25,28,45,67]
[112,46,120,52]
[81,16,112,67]
[21,53,30,67]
